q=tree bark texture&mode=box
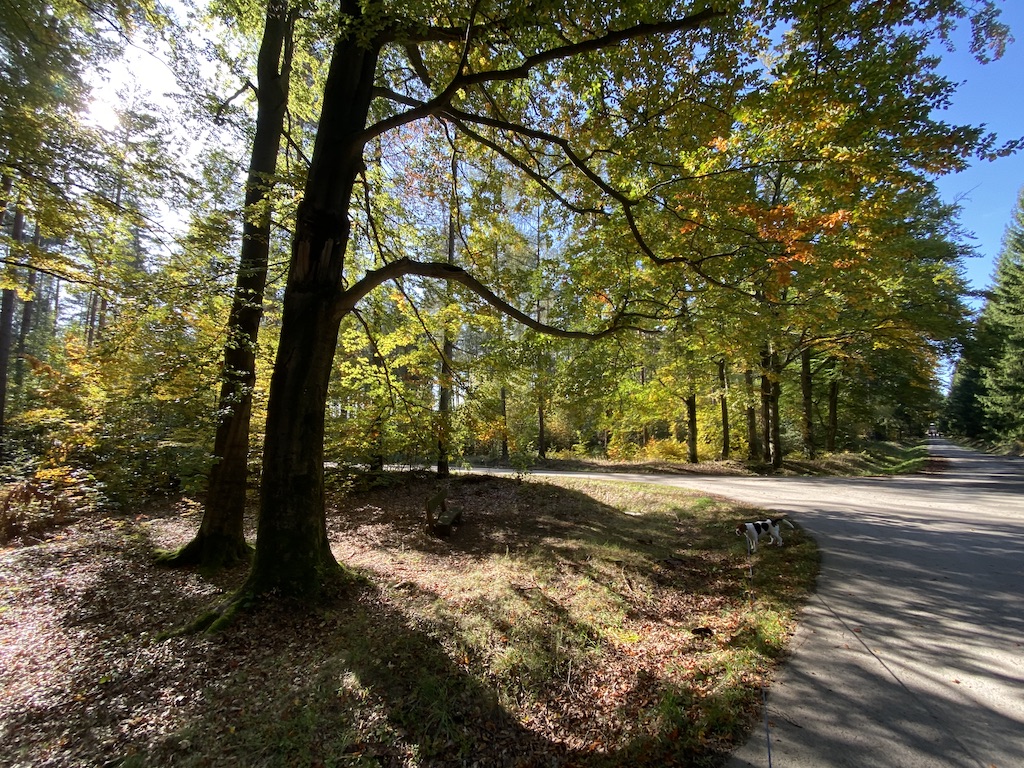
[165,0,294,569]
[243,19,381,600]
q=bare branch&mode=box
[214,81,254,125]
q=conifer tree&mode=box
[978,188,1024,443]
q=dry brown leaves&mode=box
[0,475,811,768]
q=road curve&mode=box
[477,440,1024,767]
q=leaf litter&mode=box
[0,474,817,767]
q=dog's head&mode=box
[735,523,747,536]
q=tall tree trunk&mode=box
[744,368,760,461]
[233,16,382,604]
[0,207,25,459]
[500,385,509,461]
[0,289,15,461]
[718,359,730,460]
[52,278,60,335]
[685,392,698,463]
[800,346,815,459]
[14,225,39,388]
[760,350,772,464]
[827,358,839,452]
[437,334,453,476]
[437,148,457,477]
[537,393,547,459]
[760,347,782,468]
[770,352,782,469]
[534,205,547,460]
[85,291,98,347]
[640,365,648,447]
[162,0,295,569]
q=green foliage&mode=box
[0,0,1010,535]
[944,186,1024,447]
[8,261,226,508]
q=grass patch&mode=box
[0,474,818,767]
[783,440,931,476]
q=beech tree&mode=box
[174,0,1015,617]
[161,0,299,568]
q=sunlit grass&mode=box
[317,475,819,765]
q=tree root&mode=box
[172,559,369,635]
[155,532,253,570]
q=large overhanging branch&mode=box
[440,8,726,91]
[360,6,726,145]
[333,256,633,339]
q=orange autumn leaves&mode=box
[739,203,851,287]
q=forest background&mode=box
[1,0,1022,588]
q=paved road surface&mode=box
[481,440,1024,767]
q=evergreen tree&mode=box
[979,188,1024,444]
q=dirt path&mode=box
[484,440,1024,768]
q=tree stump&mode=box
[425,488,462,537]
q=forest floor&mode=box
[0,468,825,767]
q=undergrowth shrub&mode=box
[0,466,104,545]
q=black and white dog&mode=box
[736,517,795,552]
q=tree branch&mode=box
[334,257,632,339]
[361,7,726,145]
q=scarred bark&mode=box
[239,12,382,600]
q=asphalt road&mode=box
[482,439,1024,767]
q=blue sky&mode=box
[933,1,1024,302]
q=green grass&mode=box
[784,440,931,476]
